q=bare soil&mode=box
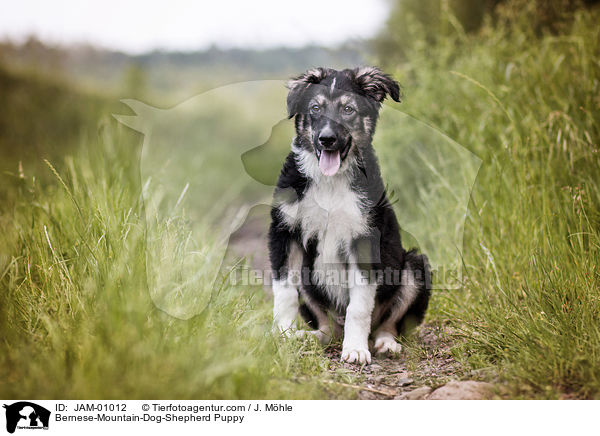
[324,323,468,399]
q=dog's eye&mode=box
[310,104,321,114]
[343,105,355,115]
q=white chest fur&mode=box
[279,170,369,308]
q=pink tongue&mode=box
[319,150,341,176]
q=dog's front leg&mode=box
[269,219,302,336]
[272,278,299,336]
[341,266,376,364]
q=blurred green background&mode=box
[1,0,599,399]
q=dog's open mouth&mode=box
[318,150,340,176]
[315,140,352,177]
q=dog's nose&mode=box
[318,134,337,148]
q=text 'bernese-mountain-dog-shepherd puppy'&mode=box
[269,66,431,364]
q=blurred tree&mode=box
[373,0,598,68]
[495,0,598,34]
[450,0,501,32]
[372,0,498,68]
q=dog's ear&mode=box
[286,67,329,118]
[353,66,401,104]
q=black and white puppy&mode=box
[269,67,431,364]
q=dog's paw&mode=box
[341,347,371,365]
[373,333,402,355]
[294,329,314,340]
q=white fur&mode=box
[330,77,336,93]
[278,146,375,363]
[373,331,402,354]
[341,264,376,364]
[362,116,373,134]
[272,243,303,335]
[279,147,369,309]
[272,280,298,336]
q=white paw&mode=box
[373,334,402,355]
[341,347,371,365]
[294,329,313,339]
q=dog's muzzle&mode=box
[315,138,352,177]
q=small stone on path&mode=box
[428,381,495,400]
[397,378,414,387]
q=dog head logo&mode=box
[3,402,50,433]
[114,77,481,319]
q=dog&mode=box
[268,66,431,364]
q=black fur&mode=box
[269,66,430,348]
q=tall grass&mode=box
[377,8,600,398]
[0,122,353,399]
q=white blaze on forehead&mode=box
[330,78,336,93]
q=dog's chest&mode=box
[283,177,367,250]
[280,176,368,306]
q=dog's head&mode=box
[286,66,400,177]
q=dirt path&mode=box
[324,323,482,399]
[229,212,499,400]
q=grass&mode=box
[377,8,600,398]
[1,7,600,399]
[0,124,358,399]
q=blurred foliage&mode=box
[0,66,114,172]
[494,0,600,33]
[373,0,599,68]
[122,63,148,100]
[0,38,367,103]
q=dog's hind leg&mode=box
[295,289,336,344]
[373,305,406,355]
[373,251,431,355]
[395,250,431,333]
